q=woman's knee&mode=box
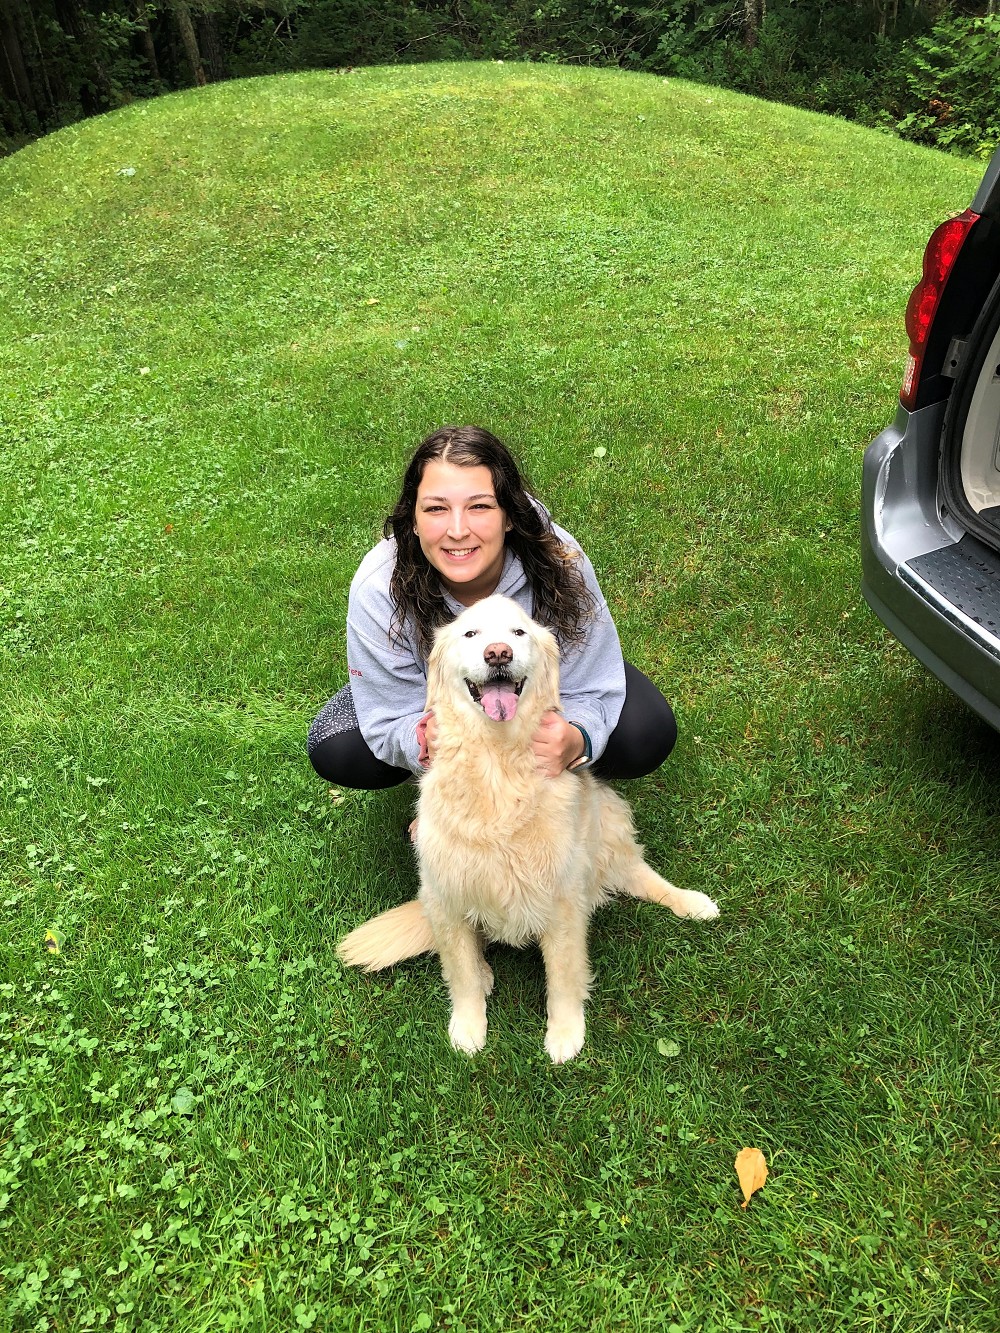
[628,701,677,774]
[593,664,677,780]
[308,728,410,791]
[595,720,675,780]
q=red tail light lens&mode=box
[901,208,979,410]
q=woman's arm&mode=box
[549,529,627,763]
[347,546,430,776]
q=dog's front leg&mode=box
[428,910,491,1056]
[539,899,592,1064]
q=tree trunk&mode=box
[134,0,161,86]
[0,1,34,116]
[744,0,766,51]
[173,0,207,86]
[197,10,227,81]
[26,0,62,113]
[53,0,112,112]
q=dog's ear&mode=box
[534,624,561,712]
[424,624,449,711]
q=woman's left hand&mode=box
[532,710,585,778]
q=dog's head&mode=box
[426,595,560,728]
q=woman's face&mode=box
[413,459,512,606]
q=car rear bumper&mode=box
[861,403,1000,731]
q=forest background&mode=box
[3,0,1000,160]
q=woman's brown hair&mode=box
[383,425,595,659]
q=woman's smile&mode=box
[414,460,511,605]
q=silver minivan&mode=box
[862,148,1000,731]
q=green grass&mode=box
[1,61,997,1332]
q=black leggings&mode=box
[307,661,677,790]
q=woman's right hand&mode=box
[416,710,437,767]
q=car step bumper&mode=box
[901,535,1000,664]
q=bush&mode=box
[894,13,1000,158]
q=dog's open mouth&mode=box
[466,672,525,722]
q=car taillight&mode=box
[901,208,980,410]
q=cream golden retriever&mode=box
[337,594,719,1064]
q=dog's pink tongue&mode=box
[480,683,519,722]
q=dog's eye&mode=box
[463,629,479,638]
[512,628,526,637]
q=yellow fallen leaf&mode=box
[735,1147,768,1208]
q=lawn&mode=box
[1,60,997,1332]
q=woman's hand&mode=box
[416,711,437,767]
[532,710,586,778]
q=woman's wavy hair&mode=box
[383,425,595,659]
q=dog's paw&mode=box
[545,1013,585,1065]
[674,890,720,921]
[449,1009,487,1056]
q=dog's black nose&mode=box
[483,642,513,667]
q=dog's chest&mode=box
[426,841,578,946]
[416,776,590,946]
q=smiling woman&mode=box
[306,424,678,792]
[413,459,512,606]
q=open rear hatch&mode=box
[896,167,1000,649]
[913,198,1000,646]
[940,265,1000,546]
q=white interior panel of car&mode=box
[960,320,1000,512]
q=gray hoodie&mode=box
[346,519,626,776]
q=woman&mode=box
[308,425,676,789]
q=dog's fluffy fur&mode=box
[337,595,719,1063]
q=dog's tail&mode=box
[336,899,436,972]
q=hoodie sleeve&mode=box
[346,556,429,777]
[549,529,627,762]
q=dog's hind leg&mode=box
[595,787,719,921]
[619,861,719,920]
[539,899,592,1064]
[429,912,492,1056]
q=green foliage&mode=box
[0,0,154,150]
[894,13,1000,157]
[289,0,456,69]
[4,1,999,160]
